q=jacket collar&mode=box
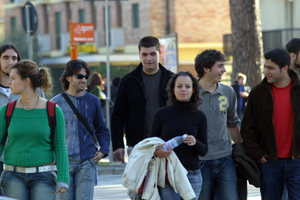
[261,69,300,89]
[129,63,170,80]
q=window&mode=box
[55,12,61,49]
[11,17,16,32]
[79,9,85,23]
[132,4,139,28]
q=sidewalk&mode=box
[97,156,127,175]
[94,174,262,200]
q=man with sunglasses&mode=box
[51,59,110,200]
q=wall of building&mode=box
[4,6,22,34]
[175,0,231,43]
[260,0,289,31]
[0,0,4,40]
[121,0,151,45]
[95,1,122,47]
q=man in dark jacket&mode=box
[241,48,300,200]
[111,36,173,164]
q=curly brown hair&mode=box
[166,71,202,112]
[194,49,226,79]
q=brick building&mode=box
[3,0,232,94]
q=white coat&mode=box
[122,137,196,200]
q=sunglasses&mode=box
[73,74,89,80]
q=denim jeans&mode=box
[158,168,202,200]
[0,170,56,200]
[198,155,238,200]
[56,158,97,200]
[260,157,300,200]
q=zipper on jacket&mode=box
[131,76,146,99]
[130,76,147,139]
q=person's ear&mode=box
[66,76,72,83]
[290,53,296,62]
[203,67,210,73]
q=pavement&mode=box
[95,159,262,200]
[94,173,262,200]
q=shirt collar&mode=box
[200,82,224,96]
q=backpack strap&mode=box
[47,100,56,150]
[1,100,17,146]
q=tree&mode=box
[1,28,41,63]
[230,0,264,88]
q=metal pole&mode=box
[105,0,113,164]
[25,5,33,60]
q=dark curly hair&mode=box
[265,48,291,72]
[166,71,202,112]
[60,59,91,91]
[194,49,226,79]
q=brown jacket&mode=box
[241,70,300,161]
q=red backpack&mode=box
[0,100,56,150]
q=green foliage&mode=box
[0,27,41,63]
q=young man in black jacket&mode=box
[111,36,173,165]
[241,48,300,200]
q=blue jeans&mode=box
[0,170,56,200]
[260,157,300,200]
[56,159,97,200]
[158,169,202,200]
[237,109,244,128]
[199,155,238,200]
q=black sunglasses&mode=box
[73,74,89,80]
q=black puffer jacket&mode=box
[111,63,173,151]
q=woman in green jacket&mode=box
[0,60,69,200]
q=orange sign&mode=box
[72,23,95,43]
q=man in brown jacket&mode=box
[241,48,300,200]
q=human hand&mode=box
[113,148,125,163]
[93,151,105,164]
[154,144,172,158]
[260,156,268,163]
[54,187,67,195]
[183,134,196,146]
[240,91,249,98]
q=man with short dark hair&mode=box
[194,49,241,200]
[285,38,300,72]
[241,48,300,200]
[52,59,110,200]
[111,36,173,164]
[111,36,173,199]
